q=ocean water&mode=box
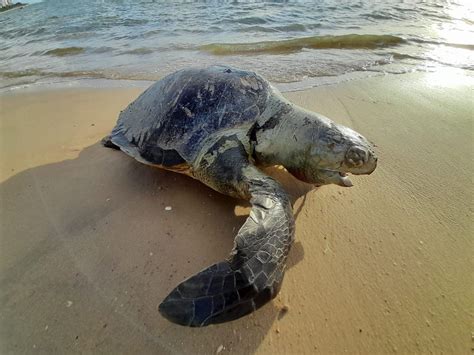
[1,0,473,90]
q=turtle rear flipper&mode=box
[101,135,120,150]
[159,137,294,326]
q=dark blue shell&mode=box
[110,66,271,165]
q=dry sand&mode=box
[0,71,472,354]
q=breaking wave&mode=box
[43,47,85,57]
[199,34,405,55]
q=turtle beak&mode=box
[337,172,353,187]
[311,169,353,187]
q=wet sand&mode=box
[1,71,472,354]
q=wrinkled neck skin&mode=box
[253,94,377,187]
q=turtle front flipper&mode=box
[159,135,294,327]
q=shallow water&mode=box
[0,0,473,90]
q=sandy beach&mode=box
[0,71,472,354]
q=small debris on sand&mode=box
[66,301,73,307]
[278,304,289,319]
[216,344,224,354]
[165,206,172,211]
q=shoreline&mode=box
[2,66,471,96]
[1,71,472,353]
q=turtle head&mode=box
[287,117,378,187]
[254,103,377,187]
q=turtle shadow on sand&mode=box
[0,142,312,354]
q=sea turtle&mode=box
[102,65,377,327]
